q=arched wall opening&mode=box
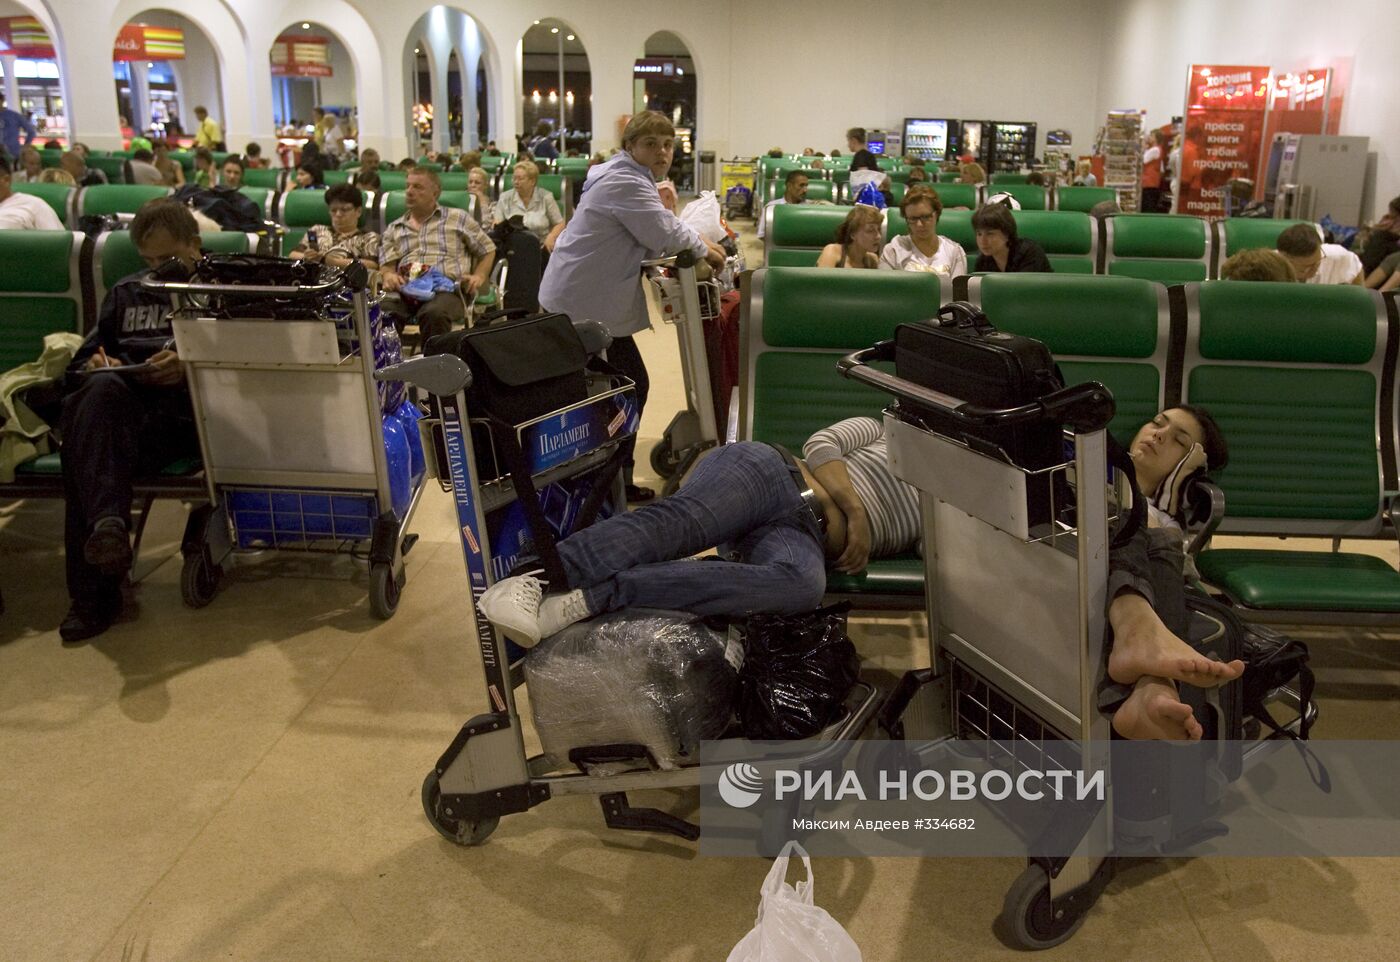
[636,30,696,189]
[111,10,222,146]
[521,18,590,157]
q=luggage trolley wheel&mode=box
[369,563,402,620]
[421,770,499,846]
[180,551,222,609]
[649,432,683,479]
[1001,862,1095,950]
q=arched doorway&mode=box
[112,11,221,147]
[520,19,590,157]
[0,0,68,144]
[446,50,462,150]
[636,31,696,190]
[269,21,357,163]
[475,54,490,148]
[405,7,492,157]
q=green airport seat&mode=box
[88,229,258,325]
[242,167,285,190]
[1053,186,1117,213]
[1104,214,1210,285]
[1213,218,1315,276]
[14,182,75,227]
[0,230,86,369]
[988,183,1048,211]
[1011,210,1097,273]
[76,184,171,219]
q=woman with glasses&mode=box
[880,186,967,276]
[287,183,380,272]
[494,159,565,252]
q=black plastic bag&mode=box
[739,603,860,739]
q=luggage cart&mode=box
[644,250,725,491]
[376,342,882,846]
[839,347,1314,949]
[150,262,426,619]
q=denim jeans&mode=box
[557,442,826,617]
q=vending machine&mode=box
[864,128,903,157]
[958,120,994,168]
[903,118,956,163]
[990,121,1037,172]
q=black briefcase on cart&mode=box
[892,301,1066,471]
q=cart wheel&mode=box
[649,435,682,479]
[421,770,499,846]
[1002,863,1090,950]
[180,553,221,608]
[369,563,401,620]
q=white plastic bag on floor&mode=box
[726,842,862,962]
[680,190,728,243]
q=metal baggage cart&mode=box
[376,338,882,846]
[643,250,726,491]
[149,264,426,618]
[839,345,1313,949]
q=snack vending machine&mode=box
[991,121,1037,172]
[958,120,994,169]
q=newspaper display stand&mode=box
[149,262,426,618]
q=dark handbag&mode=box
[738,603,861,739]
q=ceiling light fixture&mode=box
[302,22,310,29]
[550,27,559,34]
[566,34,575,41]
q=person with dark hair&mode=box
[526,121,560,161]
[57,200,205,642]
[539,109,726,503]
[243,141,268,169]
[289,183,380,271]
[0,155,64,229]
[380,166,495,342]
[817,204,883,268]
[219,154,245,190]
[60,150,106,187]
[354,170,381,192]
[846,127,878,171]
[192,147,216,188]
[12,144,42,183]
[0,92,36,161]
[152,140,185,187]
[354,147,381,176]
[1220,248,1296,282]
[882,186,966,275]
[1275,222,1361,284]
[756,168,809,240]
[128,148,166,186]
[294,160,326,189]
[1359,196,1400,276]
[971,202,1052,273]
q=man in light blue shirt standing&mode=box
[0,94,36,163]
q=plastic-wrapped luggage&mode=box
[524,609,742,773]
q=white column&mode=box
[1,56,19,113]
[128,61,151,133]
[431,59,449,155]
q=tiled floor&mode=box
[3,224,1400,961]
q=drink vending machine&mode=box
[903,118,956,163]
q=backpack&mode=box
[173,184,263,232]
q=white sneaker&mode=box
[538,588,593,639]
[477,573,546,647]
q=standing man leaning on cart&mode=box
[538,110,726,503]
[379,167,496,344]
[57,201,204,643]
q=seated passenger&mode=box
[959,162,987,185]
[57,201,203,642]
[294,160,326,190]
[59,150,106,187]
[1220,248,1296,282]
[288,183,380,271]
[463,166,492,228]
[128,148,166,186]
[756,168,809,241]
[355,147,381,176]
[1072,159,1098,187]
[243,142,268,169]
[11,145,43,183]
[354,170,381,193]
[457,150,482,174]
[816,204,883,269]
[0,155,64,230]
[379,166,495,342]
[494,159,565,252]
[152,141,185,187]
[39,167,75,187]
[192,148,217,188]
[881,185,967,276]
[1275,222,1362,285]
[906,166,928,185]
[972,202,1052,273]
[1359,195,1399,275]
[218,155,245,190]
[1365,250,1400,293]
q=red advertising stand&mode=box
[1177,65,1269,219]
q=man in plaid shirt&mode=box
[380,167,495,341]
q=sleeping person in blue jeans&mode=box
[479,413,1243,740]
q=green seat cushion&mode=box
[1055,186,1117,213]
[1014,210,1092,255]
[1221,218,1314,258]
[770,205,849,247]
[1197,549,1400,611]
[1108,260,1208,284]
[80,185,170,217]
[826,555,925,595]
[1110,214,1206,258]
[933,209,975,254]
[1047,256,1094,273]
[990,173,1029,185]
[87,157,129,182]
[752,351,897,449]
[242,168,283,190]
[0,230,75,292]
[322,169,352,186]
[376,171,408,191]
[766,249,823,267]
[992,184,1047,210]
[928,184,978,210]
[1197,282,1377,364]
[1188,365,1378,521]
[14,183,73,224]
[0,298,79,370]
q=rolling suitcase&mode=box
[893,300,1065,471]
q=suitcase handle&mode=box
[838,341,1116,433]
[935,301,993,332]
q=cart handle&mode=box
[373,354,473,396]
[640,249,697,270]
[141,276,348,296]
[838,341,1116,433]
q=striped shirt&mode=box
[380,205,494,282]
[802,417,920,558]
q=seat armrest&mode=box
[1184,477,1225,558]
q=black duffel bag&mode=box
[425,311,587,429]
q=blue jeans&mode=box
[557,442,827,617]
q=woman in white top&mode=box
[493,159,565,251]
[465,166,494,230]
[880,185,968,276]
[12,146,43,183]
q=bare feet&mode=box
[1108,593,1245,688]
[1112,676,1204,741]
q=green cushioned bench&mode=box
[987,183,1047,211]
[0,230,86,369]
[87,230,259,326]
[1212,217,1315,276]
[1010,210,1096,273]
[15,182,76,227]
[241,167,285,191]
[965,273,1169,445]
[1053,186,1117,213]
[377,190,472,235]
[1182,281,1400,623]
[740,267,943,606]
[76,184,172,220]
[1104,214,1209,285]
